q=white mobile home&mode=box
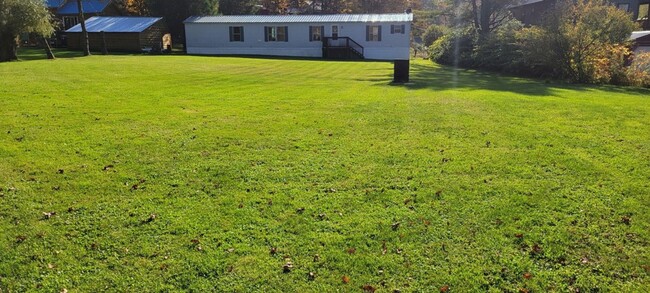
[183,14,413,61]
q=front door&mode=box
[332,25,339,39]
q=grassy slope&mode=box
[0,50,649,292]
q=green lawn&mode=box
[1,49,649,292]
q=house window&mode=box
[229,26,244,42]
[265,26,288,42]
[616,3,629,12]
[309,26,323,41]
[391,24,405,34]
[63,16,79,30]
[366,25,382,42]
[639,3,649,20]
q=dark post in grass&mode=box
[394,60,410,83]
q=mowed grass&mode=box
[0,49,649,292]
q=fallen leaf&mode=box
[440,285,449,292]
[283,262,293,273]
[382,241,387,255]
[16,235,27,243]
[519,288,529,293]
[60,289,68,293]
[531,244,542,255]
[47,263,55,269]
[523,272,532,279]
[103,165,114,171]
[515,233,524,238]
[342,275,350,284]
[622,216,631,225]
[145,214,156,223]
[346,247,356,254]
[362,284,377,292]
[42,212,56,219]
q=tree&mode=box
[518,0,638,82]
[147,0,219,45]
[77,0,91,56]
[121,0,149,15]
[219,0,257,15]
[312,0,356,13]
[0,0,53,62]
[261,0,290,14]
[356,0,413,13]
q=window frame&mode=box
[63,16,79,30]
[309,26,324,42]
[229,26,244,42]
[390,24,405,34]
[639,3,649,20]
[265,26,289,42]
[366,25,382,42]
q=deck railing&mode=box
[322,37,364,58]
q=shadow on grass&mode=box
[17,48,143,61]
[365,61,650,97]
[17,48,85,61]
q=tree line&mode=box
[119,0,420,42]
[416,0,649,86]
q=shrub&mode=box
[626,52,650,87]
[421,24,448,47]
[474,20,525,73]
[428,28,476,68]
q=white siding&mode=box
[185,21,411,60]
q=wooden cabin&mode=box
[46,0,124,47]
[66,17,171,52]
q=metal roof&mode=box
[509,0,547,8]
[66,17,162,33]
[58,0,111,15]
[630,31,650,40]
[45,0,65,8]
[184,14,413,24]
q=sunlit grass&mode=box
[0,49,648,292]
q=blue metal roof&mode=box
[58,0,111,15]
[45,0,66,8]
[185,14,414,24]
[66,17,162,33]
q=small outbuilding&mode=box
[66,16,171,52]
